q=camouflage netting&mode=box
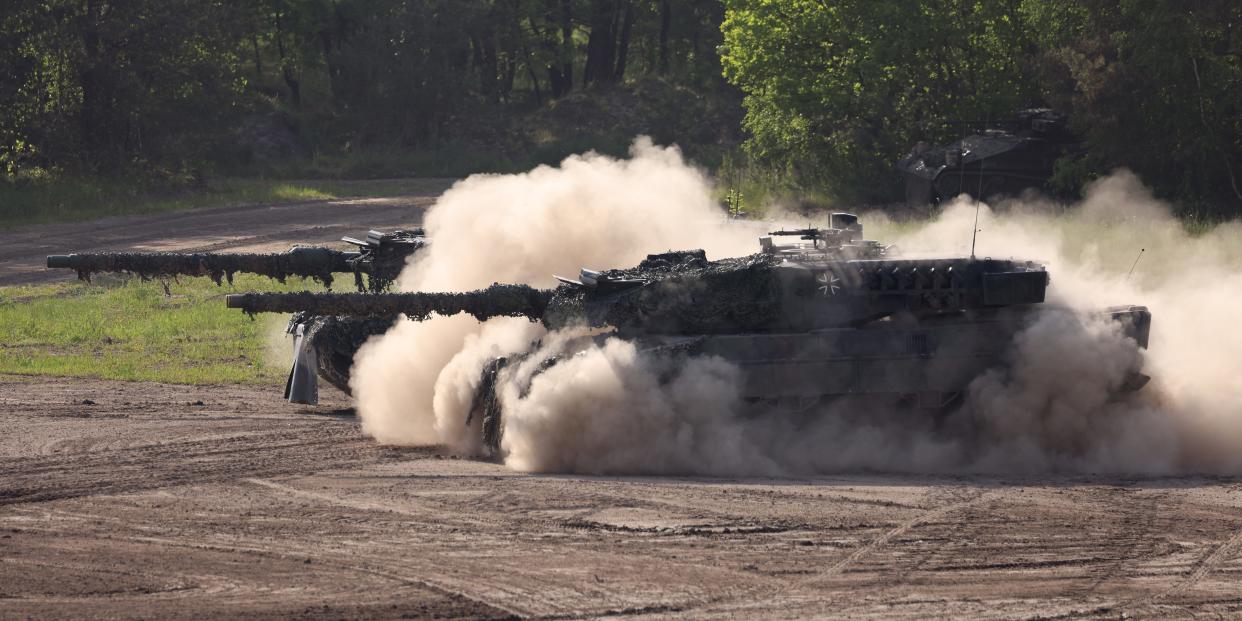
[54,250,353,288]
[298,314,396,394]
[544,251,786,333]
[346,234,427,293]
[228,251,789,334]
[227,284,554,322]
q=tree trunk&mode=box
[252,33,263,80]
[613,0,635,81]
[77,0,117,166]
[658,0,671,74]
[273,1,300,108]
[319,30,342,105]
[502,54,516,100]
[558,0,574,92]
[526,48,543,104]
[584,0,617,86]
[484,35,500,103]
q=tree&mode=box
[1024,0,1242,211]
[721,0,1038,203]
[1,0,246,173]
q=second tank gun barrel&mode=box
[46,247,360,286]
[225,284,554,322]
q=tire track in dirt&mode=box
[243,477,779,618]
[1072,488,1169,598]
[1073,500,1242,619]
[713,486,993,618]
[871,490,993,593]
[244,477,455,527]
[0,426,383,505]
[1148,524,1242,602]
[0,527,519,618]
[815,487,990,581]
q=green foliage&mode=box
[722,0,1242,214]
[1022,0,1242,214]
[0,275,323,385]
[721,0,1039,204]
[1,0,246,173]
[0,0,733,182]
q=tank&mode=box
[226,220,1152,453]
[897,109,1079,207]
[47,229,426,404]
[47,228,425,292]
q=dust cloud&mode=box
[907,173,1242,474]
[349,137,759,445]
[351,143,1242,475]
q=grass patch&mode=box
[0,274,326,385]
[0,176,451,231]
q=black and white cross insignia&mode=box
[816,271,842,297]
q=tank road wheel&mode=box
[467,357,511,458]
[298,315,398,397]
[312,340,356,395]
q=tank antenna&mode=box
[1127,248,1146,278]
[969,199,982,260]
[976,112,989,200]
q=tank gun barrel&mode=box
[225,284,554,323]
[768,228,823,242]
[47,247,361,288]
[47,229,426,292]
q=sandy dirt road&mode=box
[0,178,453,287]
[2,376,1241,620]
[2,195,1241,619]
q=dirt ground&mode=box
[1,376,1240,620]
[2,195,1241,619]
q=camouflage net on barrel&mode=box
[228,251,789,334]
[227,284,554,322]
[57,250,353,288]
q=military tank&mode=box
[897,109,1080,208]
[225,217,1152,453]
[46,229,426,403]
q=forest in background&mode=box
[2,0,1241,216]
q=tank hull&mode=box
[634,305,1150,408]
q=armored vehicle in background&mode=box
[226,217,1152,452]
[897,109,1079,208]
[47,229,426,403]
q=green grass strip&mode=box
[0,274,331,385]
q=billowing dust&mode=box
[350,142,1242,475]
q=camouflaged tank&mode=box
[47,229,426,404]
[225,215,1152,451]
